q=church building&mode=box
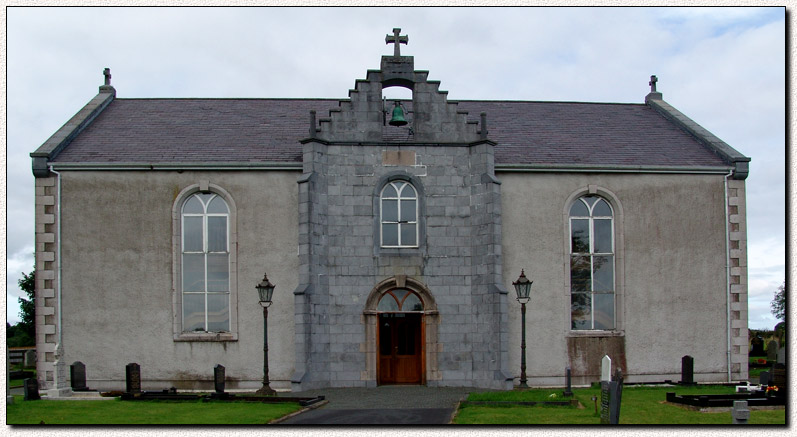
[31,29,750,395]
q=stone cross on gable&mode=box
[649,75,658,93]
[386,28,408,57]
[103,68,112,86]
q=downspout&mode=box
[723,169,733,382]
[48,165,63,349]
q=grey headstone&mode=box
[23,378,40,401]
[70,361,87,391]
[680,355,694,385]
[601,355,612,382]
[732,400,750,424]
[600,378,622,425]
[777,347,786,364]
[562,366,573,397]
[214,364,225,394]
[759,370,770,387]
[125,363,141,394]
[23,350,36,368]
[767,340,778,362]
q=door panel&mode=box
[378,313,422,384]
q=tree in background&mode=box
[770,281,785,321]
[7,269,35,347]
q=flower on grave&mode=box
[549,393,557,398]
[766,385,779,393]
[758,358,766,364]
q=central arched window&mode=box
[569,195,615,330]
[380,181,418,248]
[181,192,230,332]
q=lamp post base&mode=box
[255,384,276,396]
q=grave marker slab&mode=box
[601,355,612,382]
[680,355,695,385]
[126,363,141,394]
[23,378,40,401]
[214,364,226,394]
[70,361,88,391]
[24,350,36,368]
[759,371,770,387]
[562,366,573,397]
[767,340,778,362]
[732,400,750,424]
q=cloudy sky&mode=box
[5,6,786,331]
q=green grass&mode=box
[6,396,303,425]
[454,385,786,425]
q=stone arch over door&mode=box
[362,276,440,386]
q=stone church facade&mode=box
[30,30,750,395]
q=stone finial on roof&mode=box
[100,67,116,94]
[645,74,662,102]
[385,28,408,57]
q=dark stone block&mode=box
[214,364,226,394]
[70,361,88,391]
[125,363,141,394]
[23,378,40,401]
[679,355,695,385]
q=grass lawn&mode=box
[454,385,786,425]
[6,395,303,425]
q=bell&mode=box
[388,101,408,126]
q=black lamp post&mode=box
[512,270,533,388]
[255,273,276,396]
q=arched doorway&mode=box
[363,276,439,386]
[377,289,423,384]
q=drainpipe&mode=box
[48,165,63,350]
[723,169,733,382]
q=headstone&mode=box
[750,336,765,356]
[759,371,770,387]
[777,347,786,365]
[125,363,141,394]
[679,355,695,385]
[600,381,611,424]
[732,400,750,424]
[24,350,36,368]
[214,364,226,394]
[601,355,612,382]
[562,366,573,397]
[767,340,778,362]
[70,361,88,391]
[23,378,40,401]
[600,368,624,425]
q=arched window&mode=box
[181,192,230,332]
[377,288,424,312]
[380,181,418,248]
[569,195,614,330]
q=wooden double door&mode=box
[377,313,423,385]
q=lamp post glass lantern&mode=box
[513,270,533,388]
[255,273,276,395]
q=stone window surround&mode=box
[372,171,427,256]
[563,185,625,337]
[171,181,239,342]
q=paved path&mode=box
[278,386,473,425]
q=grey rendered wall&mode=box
[500,172,731,385]
[57,171,298,391]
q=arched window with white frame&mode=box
[181,192,231,333]
[569,195,615,330]
[380,181,418,248]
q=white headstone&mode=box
[601,355,612,382]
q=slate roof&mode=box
[51,97,730,168]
